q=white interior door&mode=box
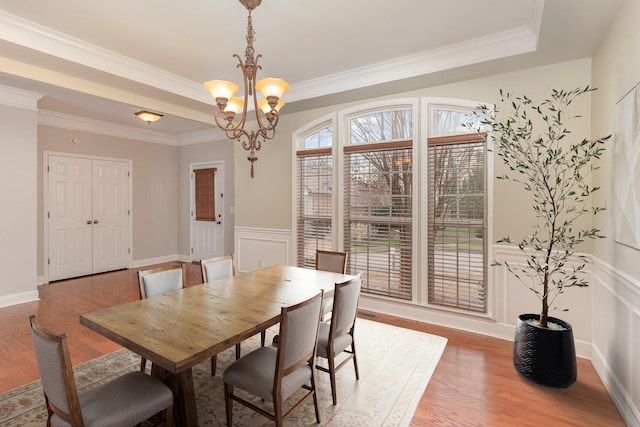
[191,163,224,261]
[92,160,130,274]
[47,154,130,281]
[48,155,93,281]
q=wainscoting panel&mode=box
[234,227,292,273]
[591,258,640,427]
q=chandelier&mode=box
[204,0,289,178]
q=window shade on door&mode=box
[296,149,333,269]
[194,168,216,221]
[343,141,413,299]
[427,133,487,312]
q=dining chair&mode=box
[30,315,174,427]
[137,263,185,372]
[223,291,324,427]
[315,273,361,405]
[316,250,348,318]
[201,254,249,376]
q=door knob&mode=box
[87,220,92,225]
[93,220,99,224]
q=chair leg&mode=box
[310,370,321,424]
[224,383,233,427]
[235,343,241,359]
[352,342,360,380]
[211,355,217,376]
[274,393,283,427]
[140,357,147,373]
[328,356,338,405]
[260,330,266,347]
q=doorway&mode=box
[45,153,132,282]
[190,161,225,261]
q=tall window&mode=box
[294,99,490,314]
[296,124,333,268]
[344,109,413,299]
[427,106,487,312]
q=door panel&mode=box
[47,155,130,281]
[48,156,93,281]
[92,160,130,274]
[191,165,224,261]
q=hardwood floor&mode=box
[0,263,626,426]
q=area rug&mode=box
[0,319,447,427]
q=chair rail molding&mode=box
[234,227,292,273]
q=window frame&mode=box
[420,97,494,317]
[292,98,493,319]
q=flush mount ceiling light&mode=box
[135,110,163,125]
[204,0,289,178]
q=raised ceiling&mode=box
[0,0,625,138]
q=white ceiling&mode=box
[0,0,626,138]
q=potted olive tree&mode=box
[473,86,610,388]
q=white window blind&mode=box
[296,148,333,269]
[427,133,487,312]
[344,141,413,299]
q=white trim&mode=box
[131,254,184,269]
[43,151,133,283]
[291,112,338,257]
[0,84,43,109]
[39,110,179,145]
[189,160,226,261]
[287,26,539,104]
[0,290,39,308]
[234,227,292,273]
[0,11,209,104]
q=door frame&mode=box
[189,160,225,261]
[43,151,133,283]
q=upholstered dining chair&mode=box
[137,263,185,371]
[315,273,361,405]
[223,291,324,427]
[201,254,251,376]
[30,315,174,427]
[316,250,348,318]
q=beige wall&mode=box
[178,138,235,256]
[37,126,179,274]
[0,92,39,305]
[592,0,640,276]
[590,0,640,421]
[234,58,594,247]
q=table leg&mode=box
[151,365,198,427]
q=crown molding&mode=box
[287,26,539,103]
[0,83,43,109]
[38,110,179,146]
[178,127,228,146]
[0,11,209,104]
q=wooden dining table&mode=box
[79,264,353,427]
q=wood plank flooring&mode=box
[0,263,626,426]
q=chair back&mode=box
[331,273,362,337]
[30,315,84,426]
[316,250,347,274]
[277,291,323,377]
[201,254,235,282]
[137,263,185,299]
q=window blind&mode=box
[427,133,487,312]
[194,168,216,221]
[296,149,333,269]
[344,141,413,299]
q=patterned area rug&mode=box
[0,319,446,426]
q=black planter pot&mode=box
[513,314,577,389]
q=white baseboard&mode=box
[0,290,39,308]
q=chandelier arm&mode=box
[204,0,287,178]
